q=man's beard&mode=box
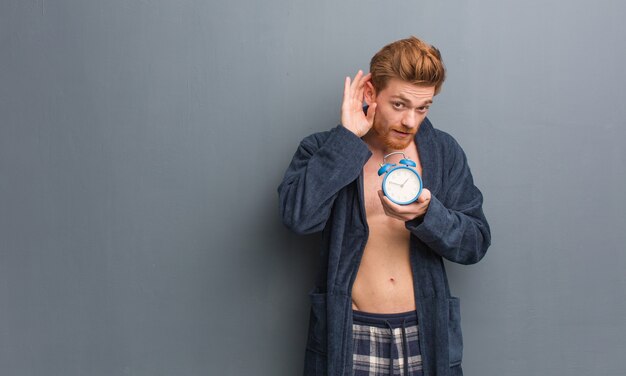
[373,122,415,151]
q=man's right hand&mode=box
[341,70,377,138]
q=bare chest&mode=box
[351,148,423,312]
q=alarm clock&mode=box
[377,152,423,205]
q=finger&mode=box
[383,202,421,221]
[417,188,431,203]
[379,191,404,211]
[354,71,369,89]
[354,69,364,81]
[353,72,370,98]
[345,77,358,108]
[350,70,363,90]
[342,77,352,108]
[378,192,407,217]
[378,191,394,212]
[378,196,404,220]
[380,193,409,214]
[344,76,351,97]
[351,70,364,102]
[357,73,372,91]
[380,194,425,220]
[366,102,377,125]
[384,207,408,221]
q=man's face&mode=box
[365,78,435,150]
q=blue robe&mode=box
[278,118,491,375]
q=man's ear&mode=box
[364,82,376,105]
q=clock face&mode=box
[382,166,422,205]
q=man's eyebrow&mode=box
[390,94,433,106]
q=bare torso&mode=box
[351,142,422,313]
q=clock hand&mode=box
[400,178,409,188]
[389,180,402,186]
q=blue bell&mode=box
[377,163,396,176]
[399,158,416,167]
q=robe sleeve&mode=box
[278,125,371,235]
[405,136,491,265]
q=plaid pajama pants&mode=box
[352,310,423,376]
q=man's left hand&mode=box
[378,188,432,221]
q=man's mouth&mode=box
[392,129,413,138]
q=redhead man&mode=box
[278,36,491,376]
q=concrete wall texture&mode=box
[2,1,625,375]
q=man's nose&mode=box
[401,111,419,128]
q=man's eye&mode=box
[417,106,430,113]
[392,102,404,109]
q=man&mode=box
[278,37,491,376]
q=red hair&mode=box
[370,36,446,95]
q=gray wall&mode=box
[2,1,625,375]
